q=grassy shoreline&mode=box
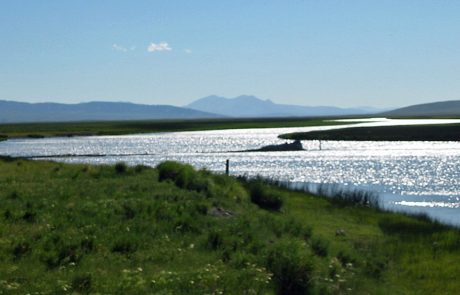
[279,124,460,141]
[1,157,460,294]
[0,117,346,140]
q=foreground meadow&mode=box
[1,157,460,294]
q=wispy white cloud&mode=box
[147,42,172,52]
[112,44,128,52]
[184,49,192,54]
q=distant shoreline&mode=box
[0,117,346,140]
[279,123,460,141]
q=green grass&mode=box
[0,117,345,139]
[280,124,460,141]
[1,157,460,294]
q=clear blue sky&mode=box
[0,0,459,108]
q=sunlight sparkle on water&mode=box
[2,118,460,224]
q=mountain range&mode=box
[0,100,221,123]
[186,95,379,117]
[7,96,456,123]
[0,96,385,123]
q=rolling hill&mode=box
[382,100,460,117]
[0,100,222,123]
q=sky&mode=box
[0,0,459,108]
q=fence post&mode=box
[225,159,230,175]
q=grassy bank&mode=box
[0,117,344,140]
[1,158,460,294]
[279,124,460,141]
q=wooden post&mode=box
[225,159,230,175]
[319,140,322,150]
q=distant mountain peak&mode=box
[186,95,379,118]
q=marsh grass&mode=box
[279,123,460,141]
[0,117,343,139]
[1,158,460,294]
[240,177,380,209]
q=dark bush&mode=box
[266,239,314,295]
[206,230,224,250]
[12,242,31,259]
[22,211,36,223]
[80,237,94,253]
[134,164,150,173]
[72,274,92,293]
[122,203,136,220]
[249,182,284,211]
[4,209,12,220]
[194,203,208,215]
[337,249,356,266]
[157,161,195,188]
[111,239,137,254]
[114,162,128,174]
[311,237,329,257]
[9,191,19,199]
[302,226,313,241]
[174,215,200,233]
[365,257,387,278]
[58,244,80,264]
[41,242,81,269]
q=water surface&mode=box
[2,118,460,224]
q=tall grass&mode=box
[238,176,380,209]
[2,158,460,294]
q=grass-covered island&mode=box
[279,124,460,141]
[1,157,460,294]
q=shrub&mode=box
[72,274,92,293]
[311,237,329,257]
[157,161,196,189]
[22,211,36,223]
[336,249,356,266]
[41,243,81,269]
[302,226,313,241]
[80,237,94,253]
[122,203,136,220]
[111,239,137,254]
[206,230,224,250]
[114,162,128,174]
[134,164,150,173]
[365,256,387,278]
[249,182,284,211]
[12,241,31,259]
[266,239,314,294]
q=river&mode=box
[2,118,460,225]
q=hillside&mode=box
[0,100,221,123]
[382,100,460,117]
[186,95,378,117]
[2,158,460,293]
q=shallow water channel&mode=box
[2,118,460,225]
